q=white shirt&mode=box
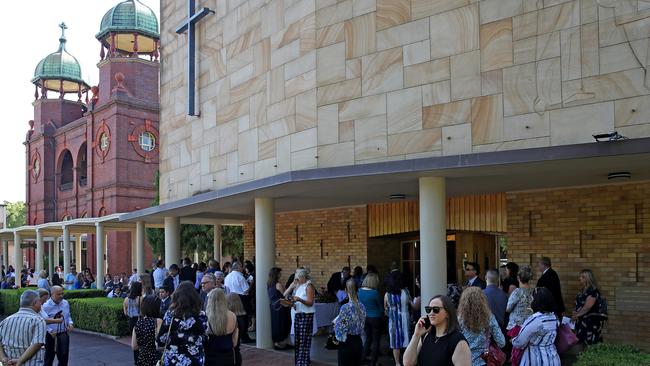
[224,271,249,295]
[294,282,315,314]
[153,267,168,288]
[128,273,139,286]
[41,299,73,334]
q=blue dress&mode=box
[157,310,208,366]
[386,289,410,349]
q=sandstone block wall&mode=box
[160,0,650,203]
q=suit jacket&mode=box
[160,296,171,315]
[537,267,565,314]
[484,285,508,327]
[162,275,177,292]
[467,276,486,289]
[327,272,349,295]
[179,265,197,284]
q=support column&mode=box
[213,223,222,263]
[96,223,105,290]
[419,177,447,315]
[75,235,82,273]
[48,241,54,277]
[164,217,181,268]
[13,232,22,287]
[53,238,60,269]
[36,229,44,273]
[62,226,71,275]
[136,221,145,275]
[2,240,8,272]
[131,230,137,271]
[255,198,275,349]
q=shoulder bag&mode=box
[481,328,506,366]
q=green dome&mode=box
[96,0,159,40]
[32,23,88,92]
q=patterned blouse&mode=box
[506,287,534,330]
[157,310,208,366]
[334,301,366,342]
[460,314,506,366]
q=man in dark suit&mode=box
[327,266,351,300]
[464,262,486,289]
[158,284,173,315]
[484,270,508,328]
[536,257,565,316]
[163,264,180,293]
[179,257,196,284]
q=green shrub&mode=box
[68,298,129,337]
[575,343,650,366]
[0,289,106,315]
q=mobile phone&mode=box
[422,316,431,329]
[54,311,63,319]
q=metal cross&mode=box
[175,0,214,116]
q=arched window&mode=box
[77,143,87,187]
[59,150,74,191]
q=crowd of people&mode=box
[0,255,607,366]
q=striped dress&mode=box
[512,312,560,366]
[386,289,410,349]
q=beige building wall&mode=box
[159,0,650,203]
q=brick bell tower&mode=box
[25,0,160,274]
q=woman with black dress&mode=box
[403,295,472,366]
[572,269,605,345]
[205,288,239,365]
[132,295,163,366]
[267,267,291,350]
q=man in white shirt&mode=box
[224,262,254,343]
[153,260,168,289]
[41,286,74,366]
[128,269,139,287]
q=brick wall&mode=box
[507,181,650,349]
[244,206,368,288]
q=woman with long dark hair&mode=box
[156,281,208,366]
[384,272,410,365]
[403,295,471,366]
[124,281,143,333]
[132,295,162,366]
[512,287,560,366]
[267,267,291,349]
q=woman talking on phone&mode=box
[403,295,471,366]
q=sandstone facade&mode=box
[159,0,650,203]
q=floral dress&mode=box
[157,310,208,366]
[574,287,604,345]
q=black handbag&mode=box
[325,333,340,350]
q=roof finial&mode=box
[58,22,68,50]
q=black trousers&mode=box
[338,334,363,366]
[45,332,69,366]
[363,317,383,366]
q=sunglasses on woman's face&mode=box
[425,306,443,314]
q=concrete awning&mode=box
[118,137,650,224]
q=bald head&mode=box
[50,286,64,304]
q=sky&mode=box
[0,1,160,203]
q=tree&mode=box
[3,201,26,228]
[145,171,244,262]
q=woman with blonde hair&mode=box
[37,270,50,290]
[572,269,605,345]
[284,267,315,366]
[358,272,383,366]
[334,279,366,365]
[458,287,505,366]
[226,292,245,365]
[205,288,238,365]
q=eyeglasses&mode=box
[200,282,211,285]
[465,267,474,271]
[425,306,443,314]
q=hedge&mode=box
[575,343,650,366]
[68,297,129,337]
[0,289,106,315]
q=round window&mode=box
[100,133,110,151]
[139,131,156,152]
